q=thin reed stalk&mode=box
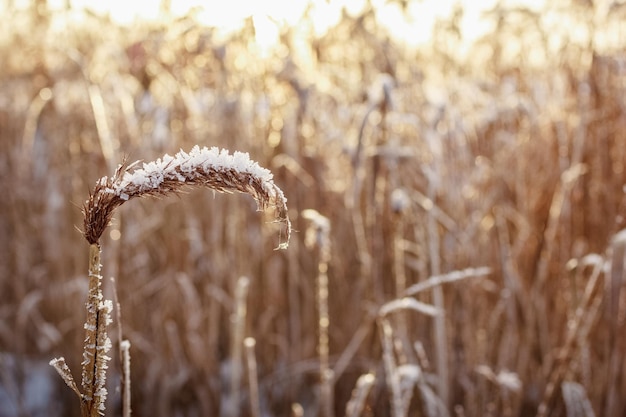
[120,340,131,417]
[110,276,130,416]
[82,244,105,415]
[603,230,626,417]
[303,209,333,417]
[537,251,607,416]
[379,318,404,417]
[50,244,112,417]
[426,182,448,408]
[223,276,250,417]
[244,337,261,417]
[345,373,375,417]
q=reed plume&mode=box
[83,145,291,247]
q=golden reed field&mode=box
[1,1,626,416]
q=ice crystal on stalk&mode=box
[83,145,290,247]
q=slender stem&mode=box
[244,337,260,417]
[427,183,448,407]
[380,318,403,417]
[318,256,333,417]
[121,340,132,417]
[81,243,102,417]
[345,373,375,417]
[224,276,249,417]
[303,209,334,417]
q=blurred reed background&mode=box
[1,0,626,416]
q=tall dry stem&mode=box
[426,182,448,407]
[222,276,250,417]
[537,248,610,416]
[120,340,131,417]
[244,337,261,417]
[50,243,112,417]
[303,209,333,417]
[379,318,404,417]
[81,244,104,415]
[345,373,375,417]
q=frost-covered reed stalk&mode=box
[52,146,291,417]
[120,340,131,417]
[50,244,113,417]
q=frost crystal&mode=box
[84,145,291,246]
[112,146,275,197]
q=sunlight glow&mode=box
[8,0,548,49]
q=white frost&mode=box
[112,146,276,197]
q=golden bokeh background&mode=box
[1,1,625,416]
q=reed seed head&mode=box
[83,146,291,246]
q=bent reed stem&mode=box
[52,146,290,417]
[83,145,291,247]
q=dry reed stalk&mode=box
[345,372,375,417]
[532,164,587,369]
[404,267,492,296]
[87,84,117,173]
[50,243,112,417]
[426,181,448,408]
[536,249,608,417]
[390,189,413,367]
[244,337,261,417]
[347,103,374,298]
[379,297,441,318]
[86,245,112,417]
[110,276,131,415]
[302,209,333,417]
[391,189,409,299]
[287,226,303,373]
[494,209,528,376]
[602,229,626,417]
[333,315,374,382]
[120,340,131,417]
[379,317,404,417]
[377,267,455,417]
[223,276,250,417]
[22,87,53,155]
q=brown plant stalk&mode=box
[51,244,112,417]
[303,209,333,417]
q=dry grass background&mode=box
[1,1,626,416]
